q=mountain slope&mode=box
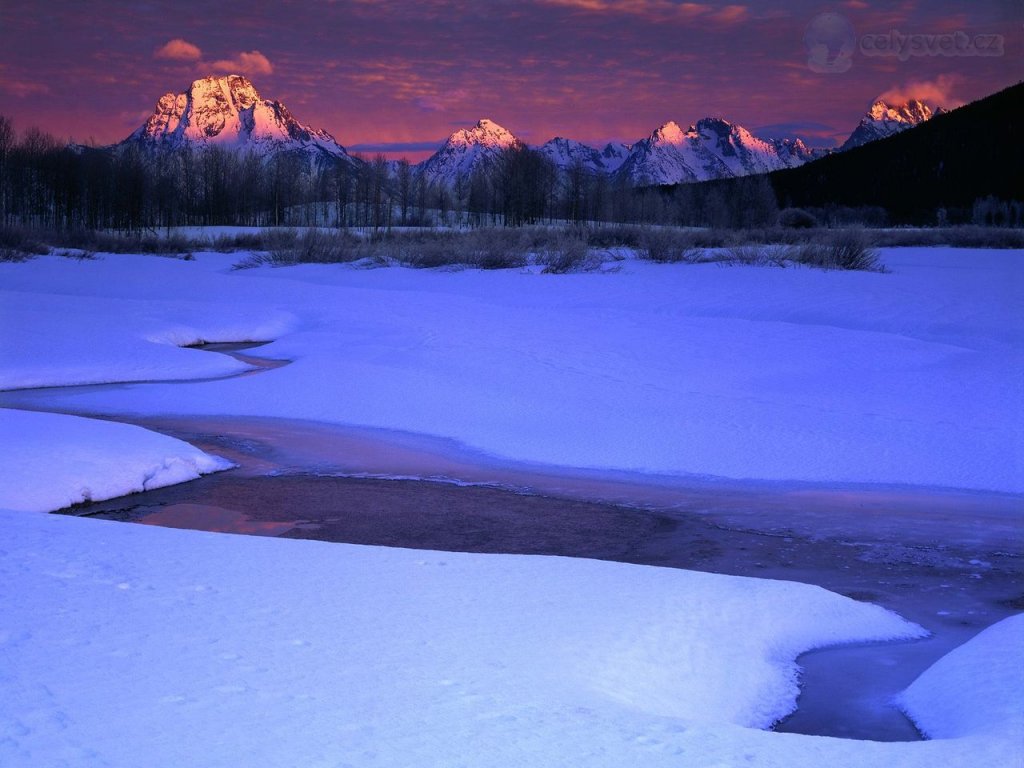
[618,118,813,185]
[124,75,356,167]
[539,137,631,174]
[417,119,523,187]
[840,99,939,150]
[765,82,1023,221]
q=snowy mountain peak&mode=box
[475,118,505,131]
[841,98,940,150]
[693,117,735,135]
[190,74,261,115]
[447,119,520,149]
[125,75,355,166]
[867,98,933,124]
[417,118,524,186]
[619,116,813,185]
[651,121,686,144]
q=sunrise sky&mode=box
[0,0,1019,160]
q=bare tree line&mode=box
[10,113,1015,235]
[0,115,795,235]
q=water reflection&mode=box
[139,503,297,536]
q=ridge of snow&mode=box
[0,409,232,512]
[900,614,1024,742]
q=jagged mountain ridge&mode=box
[538,137,631,175]
[124,75,356,167]
[416,116,815,187]
[840,99,940,151]
[417,99,942,187]
[616,118,814,185]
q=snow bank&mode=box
[900,614,1024,741]
[0,510,938,768]
[2,510,1018,767]
[0,409,233,512]
[1,248,1020,492]
[0,259,296,389]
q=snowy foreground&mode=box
[1,247,1022,765]
[3,509,1022,768]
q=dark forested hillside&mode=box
[765,81,1023,223]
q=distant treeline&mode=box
[0,115,767,231]
[0,82,1020,233]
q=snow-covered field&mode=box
[1,247,1021,766]
[2,247,1021,493]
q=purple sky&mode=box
[0,0,1019,160]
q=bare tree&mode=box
[0,115,13,226]
[492,146,556,226]
[396,159,412,225]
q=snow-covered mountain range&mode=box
[123,75,356,167]
[415,96,943,187]
[416,116,818,187]
[840,99,940,151]
[116,76,942,187]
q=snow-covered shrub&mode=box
[0,226,48,261]
[211,232,276,252]
[585,224,647,249]
[873,226,1024,249]
[270,228,361,265]
[638,227,702,263]
[462,228,529,270]
[390,231,459,268]
[540,231,594,273]
[793,228,882,271]
[722,245,787,267]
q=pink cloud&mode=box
[541,0,749,24]
[155,38,202,61]
[208,50,274,76]
[0,79,50,97]
[710,4,748,23]
[878,75,963,108]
